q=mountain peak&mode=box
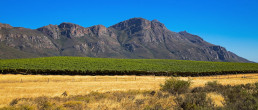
[58,22,82,29]
[110,17,169,31]
[125,17,151,24]
[151,19,160,23]
[128,17,149,21]
[110,17,151,30]
[60,22,75,25]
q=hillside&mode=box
[0,18,251,62]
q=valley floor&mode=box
[0,74,257,107]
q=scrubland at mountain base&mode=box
[0,74,257,110]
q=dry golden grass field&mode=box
[0,74,257,107]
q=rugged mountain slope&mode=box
[0,18,251,62]
[0,23,58,58]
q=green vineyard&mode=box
[0,56,258,76]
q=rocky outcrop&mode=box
[0,26,58,57]
[0,23,13,29]
[0,18,251,62]
[37,24,60,39]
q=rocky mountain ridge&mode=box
[0,18,251,62]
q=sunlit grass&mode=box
[0,74,257,107]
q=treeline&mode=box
[0,69,258,76]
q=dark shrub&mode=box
[177,92,214,110]
[222,85,258,110]
[192,81,224,93]
[160,77,191,94]
[205,81,224,91]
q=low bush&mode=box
[222,84,258,110]
[176,92,214,110]
[191,81,258,110]
[160,77,191,94]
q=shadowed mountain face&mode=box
[0,18,251,62]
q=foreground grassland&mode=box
[0,75,257,110]
[0,57,258,76]
[0,74,257,108]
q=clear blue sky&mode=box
[1,0,258,62]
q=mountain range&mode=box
[0,18,251,62]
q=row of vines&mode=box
[0,69,258,76]
[0,56,258,76]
